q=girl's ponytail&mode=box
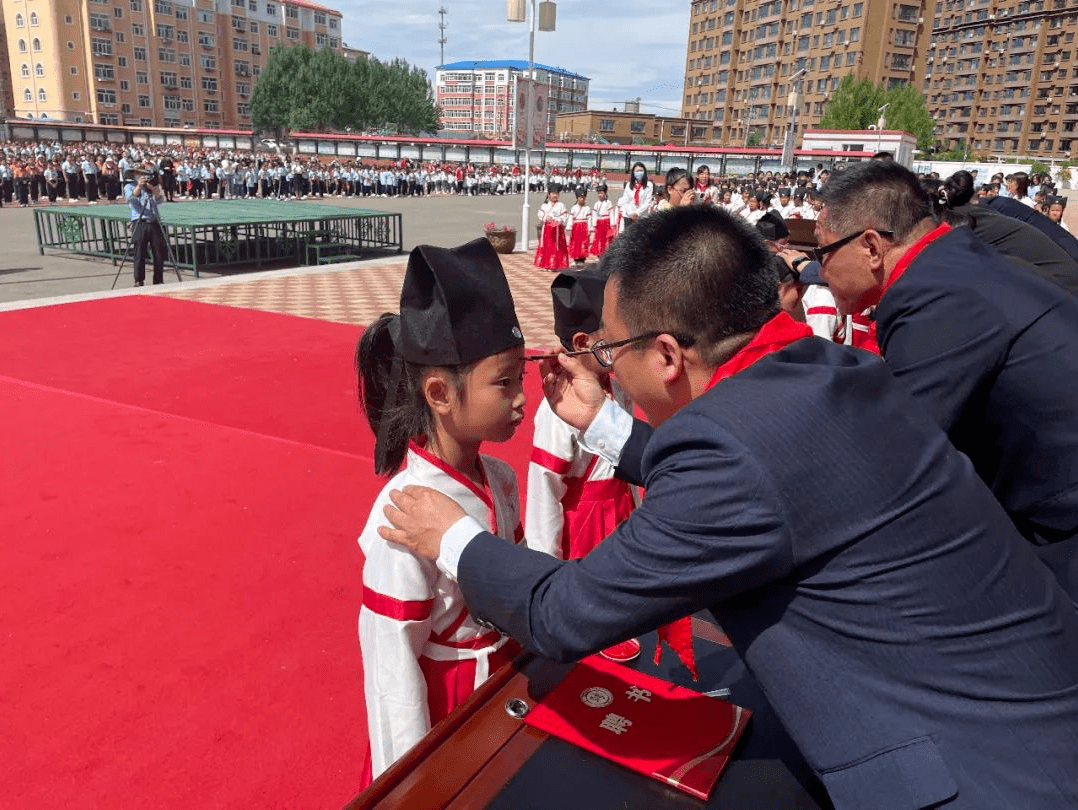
[356,313,428,476]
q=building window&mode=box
[131,0,143,9]
[630,120,646,133]
[238,102,251,116]
[285,4,298,18]
[179,54,190,66]
[267,23,278,36]
[99,114,120,125]
[286,27,298,39]
[97,89,117,104]
[117,56,127,67]
[73,92,81,100]
[120,79,130,90]
[133,46,146,60]
[175,7,187,19]
[249,21,259,33]
[30,12,39,25]
[131,23,144,36]
[200,55,216,69]
[197,9,213,22]
[18,39,26,53]
[32,38,41,51]
[15,13,24,26]
[92,38,112,56]
[24,88,32,102]
[138,95,150,107]
[598,118,615,131]
[201,77,218,91]
[314,11,326,24]
[94,63,114,80]
[329,17,337,29]
[204,99,219,112]
[199,33,214,47]
[267,2,276,14]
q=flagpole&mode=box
[519,0,536,252]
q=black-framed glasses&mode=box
[525,332,696,368]
[591,332,696,368]
[810,228,894,263]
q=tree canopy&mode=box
[251,45,440,136]
[819,75,935,150]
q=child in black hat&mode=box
[590,183,616,257]
[567,186,592,266]
[354,238,527,784]
[526,269,640,663]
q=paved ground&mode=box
[3,190,1076,349]
[0,190,583,348]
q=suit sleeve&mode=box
[878,282,1010,433]
[459,412,793,662]
[359,520,438,777]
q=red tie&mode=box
[634,182,641,206]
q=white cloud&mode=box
[336,1,689,115]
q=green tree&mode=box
[250,43,305,138]
[819,75,936,150]
[819,75,885,130]
[880,83,935,151]
[252,45,440,135]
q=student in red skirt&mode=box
[567,186,592,267]
[534,186,569,271]
[355,239,528,784]
[590,183,616,257]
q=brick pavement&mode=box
[160,251,600,350]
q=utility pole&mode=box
[438,7,448,66]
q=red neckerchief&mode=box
[696,182,709,193]
[882,222,951,294]
[634,182,642,206]
[407,437,497,534]
[704,312,813,392]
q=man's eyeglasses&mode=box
[810,228,894,263]
[526,332,696,368]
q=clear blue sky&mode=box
[336,0,689,116]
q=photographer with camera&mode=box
[123,165,167,287]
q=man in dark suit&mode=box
[381,206,1078,810]
[814,161,1078,602]
[987,193,1078,262]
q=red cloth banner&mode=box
[524,654,751,799]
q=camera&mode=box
[146,170,161,186]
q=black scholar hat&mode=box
[551,268,608,348]
[756,210,790,241]
[398,238,524,366]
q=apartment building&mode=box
[435,59,588,138]
[0,6,15,116]
[684,0,928,148]
[924,0,1078,159]
[1,0,342,129]
[554,109,696,145]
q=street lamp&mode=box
[781,67,807,170]
[876,103,890,153]
[508,0,556,252]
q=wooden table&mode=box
[345,618,823,810]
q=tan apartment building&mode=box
[554,109,695,145]
[0,3,15,116]
[683,0,928,147]
[1,0,342,129]
[923,0,1078,159]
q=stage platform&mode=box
[32,199,403,277]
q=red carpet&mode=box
[0,297,541,808]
